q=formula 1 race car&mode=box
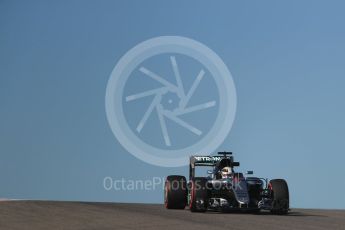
[164,152,289,214]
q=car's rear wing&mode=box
[189,152,240,180]
[190,151,238,166]
[190,156,223,166]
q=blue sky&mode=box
[1,0,345,209]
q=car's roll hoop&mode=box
[217,151,232,156]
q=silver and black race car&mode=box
[164,152,289,214]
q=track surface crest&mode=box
[0,201,344,230]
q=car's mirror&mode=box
[246,170,254,175]
[232,162,240,166]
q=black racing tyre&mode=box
[164,175,187,209]
[269,179,289,215]
[189,177,208,212]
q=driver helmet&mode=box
[221,166,232,179]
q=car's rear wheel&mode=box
[164,175,187,209]
[189,177,208,212]
[269,179,289,214]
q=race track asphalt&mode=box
[0,201,344,230]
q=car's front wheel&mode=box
[189,177,208,212]
[269,179,289,214]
